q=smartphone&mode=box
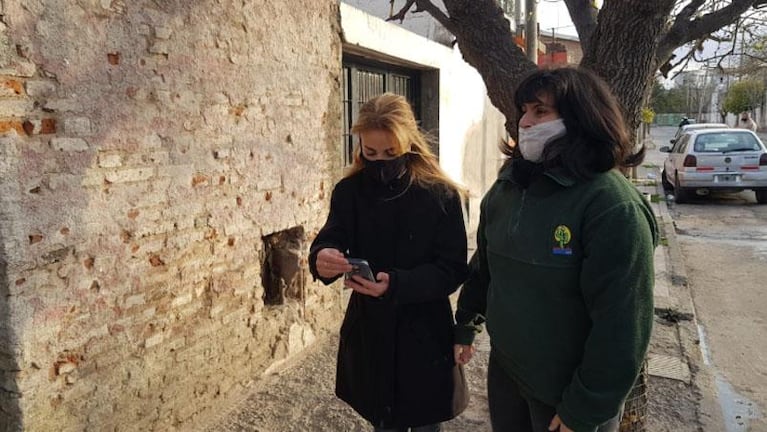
[345,258,376,282]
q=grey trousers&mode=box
[487,352,623,432]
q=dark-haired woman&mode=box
[454,67,658,432]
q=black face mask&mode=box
[361,154,409,185]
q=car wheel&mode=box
[661,168,673,191]
[756,189,767,204]
[674,173,691,204]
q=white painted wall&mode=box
[343,0,454,45]
[341,3,507,232]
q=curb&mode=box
[651,175,696,322]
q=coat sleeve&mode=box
[308,182,352,285]
[453,192,490,345]
[556,200,658,431]
[386,192,468,305]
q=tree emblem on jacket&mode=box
[552,225,573,256]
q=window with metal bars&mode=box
[340,55,421,166]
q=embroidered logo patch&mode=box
[552,225,573,255]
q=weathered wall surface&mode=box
[0,1,343,430]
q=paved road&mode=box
[649,126,767,432]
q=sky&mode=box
[536,0,580,38]
[530,0,712,84]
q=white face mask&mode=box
[518,118,567,162]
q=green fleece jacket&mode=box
[455,165,658,432]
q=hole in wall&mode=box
[261,226,305,306]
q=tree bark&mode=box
[437,0,537,133]
[563,0,598,53]
[405,0,765,138]
[580,0,675,133]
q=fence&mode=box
[653,113,687,126]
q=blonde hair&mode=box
[348,93,466,199]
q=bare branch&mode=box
[386,0,457,34]
[657,0,760,65]
[676,0,706,22]
[661,48,695,79]
[563,0,598,52]
[413,0,456,34]
[387,0,417,23]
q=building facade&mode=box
[0,1,343,430]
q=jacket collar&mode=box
[498,160,577,188]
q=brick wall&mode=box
[0,1,343,430]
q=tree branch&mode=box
[676,0,706,23]
[563,0,598,52]
[657,0,760,66]
[439,0,535,132]
[413,0,457,35]
[387,0,458,35]
[387,0,416,23]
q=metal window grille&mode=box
[340,57,420,166]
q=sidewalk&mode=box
[202,161,701,432]
[634,151,705,432]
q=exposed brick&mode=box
[41,118,57,134]
[166,337,186,352]
[1,78,24,96]
[154,26,173,40]
[171,293,192,308]
[191,174,209,187]
[63,117,92,136]
[43,98,81,112]
[2,3,346,432]
[144,333,164,348]
[103,167,155,183]
[149,41,169,55]
[125,294,145,308]
[213,148,231,159]
[98,153,122,168]
[22,118,56,135]
[49,137,88,152]
[0,99,34,117]
[0,60,36,77]
[149,255,165,267]
[0,120,25,135]
[25,81,57,98]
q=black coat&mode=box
[309,172,469,428]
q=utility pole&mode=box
[525,0,537,64]
[514,0,523,36]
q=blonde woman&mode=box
[309,93,469,431]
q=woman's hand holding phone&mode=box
[344,271,390,298]
[316,248,352,278]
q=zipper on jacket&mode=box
[510,189,526,235]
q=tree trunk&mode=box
[440,0,537,133]
[580,0,675,133]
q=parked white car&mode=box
[669,122,729,146]
[660,128,767,204]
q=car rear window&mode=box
[692,132,762,153]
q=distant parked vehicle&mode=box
[669,122,729,145]
[660,128,767,204]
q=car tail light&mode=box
[760,154,767,166]
[683,155,697,167]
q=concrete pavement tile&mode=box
[647,353,691,383]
